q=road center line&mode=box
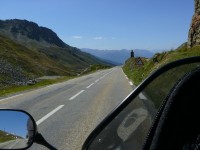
[95,79,99,82]
[36,105,64,125]
[0,94,24,102]
[69,90,85,100]
[100,76,104,79]
[9,139,20,149]
[86,83,94,89]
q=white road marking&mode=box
[36,105,64,125]
[69,90,85,100]
[129,81,133,86]
[102,75,106,78]
[122,69,127,77]
[86,83,94,89]
[9,140,20,149]
[139,93,148,100]
[95,79,99,82]
[46,84,57,88]
[93,69,115,82]
[104,69,115,77]
[100,76,104,79]
[0,94,24,102]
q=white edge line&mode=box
[121,68,129,79]
[121,68,127,76]
[0,94,24,102]
[36,105,64,125]
[86,83,94,89]
[69,90,85,100]
[129,81,133,86]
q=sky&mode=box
[0,111,29,138]
[0,0,194,51]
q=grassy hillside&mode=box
[0,34,111,95]
[36,46,106,71]
[0,130,16,143]
[0,19,108,71]
[123,44,200,86]
[0,34,74,86]
[0,19,111,96]
[123,45,200,108]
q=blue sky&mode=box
[0,111,29,138]
[0,0,194,51]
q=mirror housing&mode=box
[0,109,37,150]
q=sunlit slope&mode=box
[0,130,16,143]
[0,35,74,85]
[123,44,200,85]
[0,19,107,71]
[0,19,110,87]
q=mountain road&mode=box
[0,67,134,150]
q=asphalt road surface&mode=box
[0,139,27,149]
[0,67,135,150]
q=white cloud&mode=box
[94,36,105,40]
[72,36,82,39]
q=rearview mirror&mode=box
[0,109,37,149]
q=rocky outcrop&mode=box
[0,59,28,86]
[0,19,67,48]
[188,0,200,48]
[0,19,108,88]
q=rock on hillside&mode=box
[0,19,107,70]
[188,0,200,48]
[0,19,66,48]
[0,19,109,87]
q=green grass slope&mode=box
[0,130,16,143]
[0,34,111,95]
[123,44,200,86]
[0,34,74,86]
[0,19,108,71]
[123,45,200,108]
[0,19,111,95]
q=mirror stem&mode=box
[35,133,57,150]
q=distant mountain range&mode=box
[81,48,155,65]
[0,19,108,86]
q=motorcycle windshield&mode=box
[86,60,200,150]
